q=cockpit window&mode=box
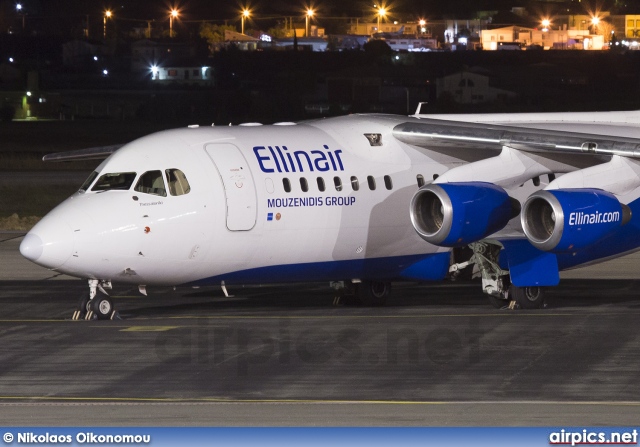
[165,169,191,196]
[91,172,137,192]
[80,171,99,191]
[134,170,167,197]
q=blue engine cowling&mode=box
[521,189,632,253]
[410,182,520,247]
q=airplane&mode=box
[372,25,405,39]
[18,106,640,319]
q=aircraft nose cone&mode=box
[19,233,44,262]
[20,222,73,269]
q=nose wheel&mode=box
[72,279,119,320]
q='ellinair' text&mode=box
[254,145,344,173]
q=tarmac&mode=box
[2,232,640,426]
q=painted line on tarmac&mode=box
[0,311,636,323]
[0,396,640,406]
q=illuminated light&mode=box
[591,16,600,26]
[8,57,13,62]
[102,69,109,75]
[395,55,399,60]
[419,19,426,26]
[26,91,31,96]
[260,34,271,42]
[243,9,250,18]
[93,56,98,61]
[307,8,314,17]
[171,9,178,18]
[105,10,112,18]
[541,19,550,28]
[16,3,22,11]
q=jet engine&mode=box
[521,189,632,253]
[410,182,520,247]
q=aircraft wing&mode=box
[393,119,640,159]
[42,144,123,162]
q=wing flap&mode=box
[393,119,640,158]
[42,145,123,162]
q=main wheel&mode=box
[356,280,390,306]
[509,285,545,309]
[76,293,91,319]
[90,296,115,320]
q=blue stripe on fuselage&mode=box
[183,252,451,287]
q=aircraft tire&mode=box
[357,280,390,306]
[77,293,91,318]
[91,296,115,320]
[509,285,545,309]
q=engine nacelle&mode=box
[410,182,519,247]
[521,189,632,253]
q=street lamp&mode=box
[104,10,112,40]
[377,7,386,32]
[170,8,179,37]
[541,18,550,29]
[241,9,250,35]
[419,19,426,35]
[306,9,314,37]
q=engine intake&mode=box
[410,182,519,247]
[521,189,632,253]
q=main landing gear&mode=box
[450,242,546,310]
[72,279,119,320]
[332,280,391,306]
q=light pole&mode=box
[170,9,178,38]
[16,3,25,31]
[241,9,250,35]
[104,10,112,40]
[591,16,600,34]
[377,7,386,32]
[306,9,314,37]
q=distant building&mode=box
[273,37,328,52]
[131,39,196,72]
[377,36,438,51]
[349,21,426,36]
[481,25,600,50]
[151,65,213,85]
[437,71,517,104]
[62,39,107,68]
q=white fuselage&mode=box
[20,112,640,287]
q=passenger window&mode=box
[351,176,359,191]
[134,170,167,196]
[300,177,309,192]
[165,169,191,196]
[433,174,439,180]
[317,177,325,192]
[367,175,376,190]
[334,176,342,191]
[384,175,393,190]
[80,171,99,191]
[416,174,425,188]
[92,172,137,192]
[283,178,292,193]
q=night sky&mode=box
[16,0,631,20]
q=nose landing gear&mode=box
[72,279,119,320]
